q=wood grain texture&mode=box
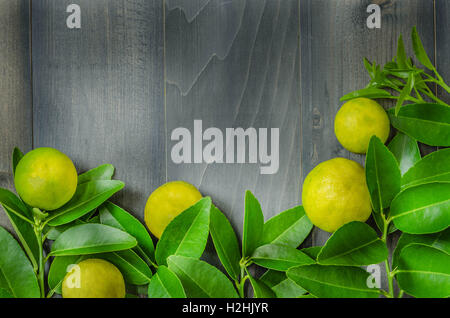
[32,0,165,220]
[436,0,450,104]
[165,0,302,239]
[300,0,435,291]
[0,0,32,231]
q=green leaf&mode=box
[388,103,450,147]
[300,246,322,260]
[242,191,264,257]
[48,255,84,295]
[287,264,380,298]
[0,227,40,298]
[0,288,13,298]
[397,244,450,298]
[209,205,241,281]
[50,223,137,256]
[0,189,39,270]
[248,274,276,298]
[411,26,435,71]
[44,220,85,241]
[393,228,450,269]
[77,164,115,185]
[260,270,307,298]
[48,180,125,226]
[401,148,450,189]
[365,136,401,213]
[155,197,211,266]
[167,255,238,298]
[395,72,414,116]
[12,147,24,177]
[261,205,312,248]
[251,244,314,271]
[99,201,155,262]
[388,132,421,176]
[396,35,408,69]
[317,222,388,266]
[372,211,397,235]
[390,182,450,234]
[148,266,186,298]
[340,88,394,102]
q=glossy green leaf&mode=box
[388,132,421,176]
[287,264,380,298]
[248,274,275,298]
[300,246,322,260]
[388,104,450,147]
[155,197,211,266]
[411,26,435,71]
[50,223,137,256]
[0,288,13,298]
[77,164,115,185]
[395,73,414,116]
[390,182,450,234]
[393,228,450,269]
[100,201,155,262]
[209,205,241,281]
[0,189,39,270]
[0,227,40,298]
[397,244,450,298]
[402,148,450,189]
[365,136,401,213]
[44,220,85,241]
[148,266,186,298]
[167,255,238,298]
[242,191,264,257]
[251,244,314,271]
[261,205,312,248]
[12,147,24,177]
[317,222,388,266]
[47,180,124,226]
[396,35,408,69]
[340,88,394,102]
[260,270,307,298]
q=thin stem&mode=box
[397,290,405,298]
[34,225,45,298]
[381,214,394,298]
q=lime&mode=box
[302,158,372,232]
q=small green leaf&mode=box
[50,223,137,256]
[317,222,388,266]
[12,147,24,177]
[390,182,450,234]
[411,26,435,71]
[242,191,264,257]
[251,244,314,271]
[300,246,322,260]
[261,205,312,248]
[209,206,241,281]
[395,72,414,116]
[48,180,124,226]
[0,227,40,298]
[340,88,394,102]
[155,197,211,266]
[388,132,421,176]
[100,201,155,262]
[401,148,450,189]
[248,274,276,298]
[365,136,401,213]
[396,35,408,69]
[260,270,307,298]
[167,255,238,298]
[77,164,115,185]
[388,103,450,147]
[287,264,380,298]
[148,266,186,298]
[397,244,450,298]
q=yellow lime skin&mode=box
[14,147,78,211]
[62,259,125,298]
[302,158,372,233]
[145,181,202,239]
[335,98,390,154]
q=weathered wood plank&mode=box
[436,0,450,104]
[300,0,435,292]
[32,0,165,220]
[165,0,302,239]
[0,0,32,231]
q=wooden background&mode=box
[0,0,447,293]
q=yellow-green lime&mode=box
[14,147,78,211]
[335,97,390,154]
[62,259,125,298]
[302,158,372,233]
[144,181,202,239]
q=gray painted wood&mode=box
[32,0,165,221]
[436,0,450,105]
[165,0,302,242]
[300,0,435,292]
[0,0,32,232]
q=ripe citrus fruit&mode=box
[302,158,372,232]
[62,259,125,298]
[334,97,390,154]
[145,181,202,238]
[14,147,78,211]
